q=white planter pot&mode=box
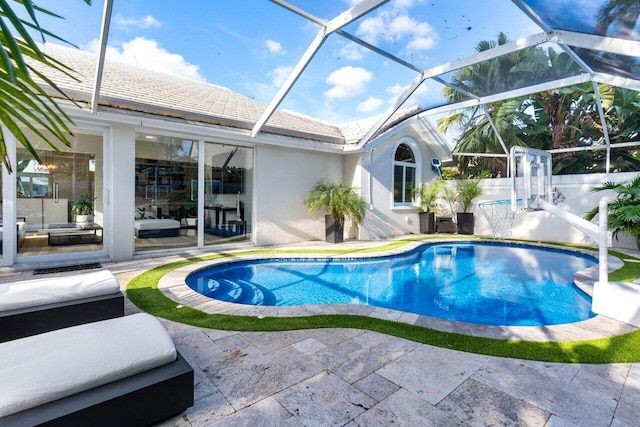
[76,214,93,225]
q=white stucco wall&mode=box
[359,123,443,240]
[253,144,343,246]
[110,124,136,261]
[469,172,639,250]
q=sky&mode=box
[28,0,544,124]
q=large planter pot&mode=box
[75,214,93,225]
[325,214,344,244]
[456,212,474,235]
[419,212,436,234]
[636,234,640,250]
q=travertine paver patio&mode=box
[2,238,639,426]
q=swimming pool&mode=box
[186,242,597,326]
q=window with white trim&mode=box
[393,143,416,205]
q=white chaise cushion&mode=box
[0,313,177,417]
[134,218,181,231]
[0,270,119,312]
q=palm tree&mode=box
[0,0,90,172]
[596,0,640,39]
[438,30,640,176]
[438,34,576,175]
[584,174,640,249]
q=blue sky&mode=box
[32,0,542,124]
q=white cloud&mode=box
[357,96,383,113]
[386,81,430,106]
[266,40,287,55]
[407,35,437,51]
[324,66,373,100]
[113,13,161,30]
[386,83,407,97]
[270,65,293,87]
[86,37,206,82]
[339,43,365,61]
[355,2,438,55]
[356,16,385,44]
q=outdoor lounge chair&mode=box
[0,313,194,426]
[0,269,124,343]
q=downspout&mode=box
[368,148,375,210]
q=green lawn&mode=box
[127,239,640,364]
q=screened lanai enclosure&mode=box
[246,0,639,176]
[34,0,640,177]
[2,0,640,265]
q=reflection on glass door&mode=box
[203,142,252,246]
[133,135,251,252]
[134,133,198,252]
[16,129,103,257]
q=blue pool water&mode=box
[186,242,597,326]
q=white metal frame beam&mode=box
[252,0,390,137]
[551,30,640,58]
[356,31,557,146]
[90,0,113,114]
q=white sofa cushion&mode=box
[134,218,181,231]
[134,204,156,220]
[0,313,176,417]
[0,270,120,312]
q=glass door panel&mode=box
[16,129,103,257]
[134,134,198,252]
[203,142,252,245]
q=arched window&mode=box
[393,143,416,205]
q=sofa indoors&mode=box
[134,203,181,238]
[0,220,26,254]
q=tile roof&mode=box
[35,44,348,145]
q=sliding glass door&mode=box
[134,134,199,252]
[203,142,252,246]
[134,134,252,252]
[16,129,104,257]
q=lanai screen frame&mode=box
[88,0,640,173]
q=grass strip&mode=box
[127,242,640,364]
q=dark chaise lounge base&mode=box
[0,292,124,343]
[135,228,180,239]
[1,351,193,427]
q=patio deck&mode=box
[2,238,639,426]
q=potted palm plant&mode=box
[454,173,486,235]
[412,179,445,234]
[305,181,366,243]
[71,193,96,225]
[584,174,640,250]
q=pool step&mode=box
[204,278,268,305]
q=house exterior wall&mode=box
[110,124,136,261]
[359,123,443,240]
[4,106,637,267]
[253,144,343,246]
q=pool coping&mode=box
[158,239,638,342]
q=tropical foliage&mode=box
[455,172,488,213]
[71,193,95,216]
[305,181,366,227]
[437,31,640,177]
[411,179,444,213]
[0,0,90,172]
[584,175,640,249]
